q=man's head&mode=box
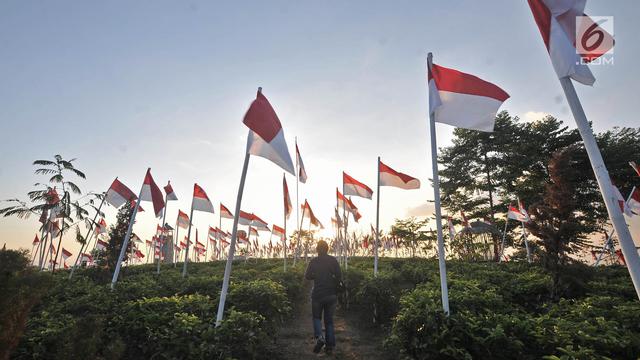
[316,240,329,256]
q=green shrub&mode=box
[228,279,290,333]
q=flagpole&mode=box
[283,174,288,272]
[374,156,381,277]
[559,76,640,299]
[182,193,195,278]
[342,181,347,269]
[499,218,509,263]
[216,151,251,326]
[594,188,635,266]
[70,193,106,279]
[174,216,180,267]
[111,179,145,290]
[218,206,222,261]
[427,53,450,314]
[294,137,300,265]
[157,192,169,274]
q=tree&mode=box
[390,217,432,258]
[95,204,134,272]
[526,146,593,298]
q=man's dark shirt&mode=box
[304,254,342,300]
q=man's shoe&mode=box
[325,347,334,356]
[313,336,325,353]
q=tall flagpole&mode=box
[499,217,509,263]
[157,192,169,274]
[216,152,251,325]
[173,216,180,266]
[283,173,288,271]
[111,178,145,290]
[374,156,381,277]
[594,188,636,266]
[70,193,106,279]
[559,76,640,300]
[294,137,300,265]
[427,53,450,314]
[218,206,222,260]
[182,193,195,278]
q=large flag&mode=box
[272,225,285,239]
[379,161,420,190]
[140,169,165,218]
[631,161,640,177]
[343,172,373,199]
[243,90,295,175]
[428,62,509,132]
[105,178,137,208]
[628,187,640,216]
[220,203,234,219]
[527,0,614,86]
[507,205,530,222]
[193,184,215,213]
[283,175,293,219]
[177,210,190,229]
[296,142,308,183]
[164,181,178,201]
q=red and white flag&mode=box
[208,226,218,239]
[527,0,614,86]
[220,203,234,219]
[48,221,61,238]
[628,187,640,216]
[140,169,165,218]
[249,227,259,238]
[80,253,93,264]
[379,161,420,190]
[337,189,360,220]
[193,184,215,213]
[243,90,295,175]
[518,200,530,222]
[630,161,640,177]
[238,210,254,226]
[343,172,373,199]
[96,239,109,251]
[613,184,633,216]
[272,225,285,239]
[283,175,292,219]
[164,181,178,201]
[507,205,530,222]
[302,200,324,229]
[296,142,308,183]
[61,248,72,260]
[105,178,137,209]
[95,218,107,235]
[428,62,509,132]
[177,210,190,229]
[32,234,40,245]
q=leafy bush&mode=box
[228,279,290,333]
[355,271,403,325]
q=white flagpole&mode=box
[173,217,180,267]
[157,192,168,274]
[283,174,288,271]
[111,177,145,290]
[294,137,300,265]
[499,217,509,263]
[70,193,106,279]
[427,53,450,314]
[342,182,347,269]
[594,188,635,266]
[216,151,251,325]
[374,156,381,277]
[182,193,195,278]
[218,206,222,260]
[559,76,640,300]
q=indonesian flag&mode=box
[164,181,178,201]
[507,205,529,222]
[61,248,72,260]
[249,227,259,238]
[518,200,531,221]
[243,90,295,175]
[220,203,234,219]
[95,218,107,235]
[177,210,190,229]
[628,187,640,216]
[131,233,143,244]
[527,0,614,86]
[379,161,420,190]
[32,234,40,245]
[296,142,308,183]
[343,172,373,199]
[192,184,215,213]
[302,200,324,229]
[630,161,640,177]
[460,211,470,228]
[134,249,145,259]
[238,210,254,226]
[96,239,109,251]
[613,184,633,216]
[155,224,164,237]
[251,214,270,231]
[615,249,626,266]
[447,216,456,240]
[272,225,285,239]
[208,226,217,239]
[238,230,249,244]
[428,61,509,132]
[106,178,137,208]
[80,253,93,264]
[283,175,293,219]
[139,169,165,218]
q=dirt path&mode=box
[277,293,387,360]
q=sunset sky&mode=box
[1,1,639,257]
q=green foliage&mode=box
[228,279,291,333]
[390,217,432,257]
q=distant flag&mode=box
[61,248,72,261]
[208,226,217,239]
[447,216,456,240]
[249,227,259,237]
[379,161,420,189]
[272,225,285,239]
[80,253,93,264]
[296,142,308,183]
[518,200,530,222]
[343,172,373,199]
[244,90,295,174]
[105,178,137,208]
[164,181,178,201]
[302,200,324,229]
[220,203,234,219]
[428,62,509,132]
[48,221,61,238]
[95,218,107,235]
[238,210,254,226]
[628,187,640,216]
[527,0,614,86]
[507,205,530,222]
[38,208,48,224]
[177,210,190,229]
[283,176,292,219]
[251,213,270,231]
[140,169,166,218]
[32,234,40,246]
[613,184,633,216]
[192,184,215,213]
[96,239,108,251]
[631,162,640,177]
[460,211,470,228]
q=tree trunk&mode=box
[484,153,499,261]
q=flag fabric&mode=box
[95,218,107,235]
[302,200,324,229]
[38,208,48,224]
[32,234,40,245]
[208,226,217,239]
[243,90,295,175]
[251,213,270,231]
[628,187,640,215]
[134,249,145,259]
[48,221,61,238]
[164,181,178,201]
[96,239,109,251]
[140,169,166,218]
[61,248,72,260]
[220,203,233,219]
[238,210,254,226]
[631,161,640,177]
[518,200,531,221]
[105,178,137,209]
[379,161,420,190]
[613,184,633,216]
[192,184,215,213]
[447,216,456,240]
[507,205,530,222]
[343,172,373,199]
[177,210,190,229]
[81,253,93,264]
[249,227,259,237]
[428,62,509,132]
[272,225,285,239]
[296,142,308,183]
[460,211,470,228]
[527,0,614,86]
[283,175,293,219]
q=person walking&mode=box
[304,240,342,355]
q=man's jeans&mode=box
[311,294,337,348]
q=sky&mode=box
[1,0,639,259]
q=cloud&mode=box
[522,111,550,123]
[405,202,435,217]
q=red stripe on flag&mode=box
[243,91,282,142]
[429,64,510,102]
